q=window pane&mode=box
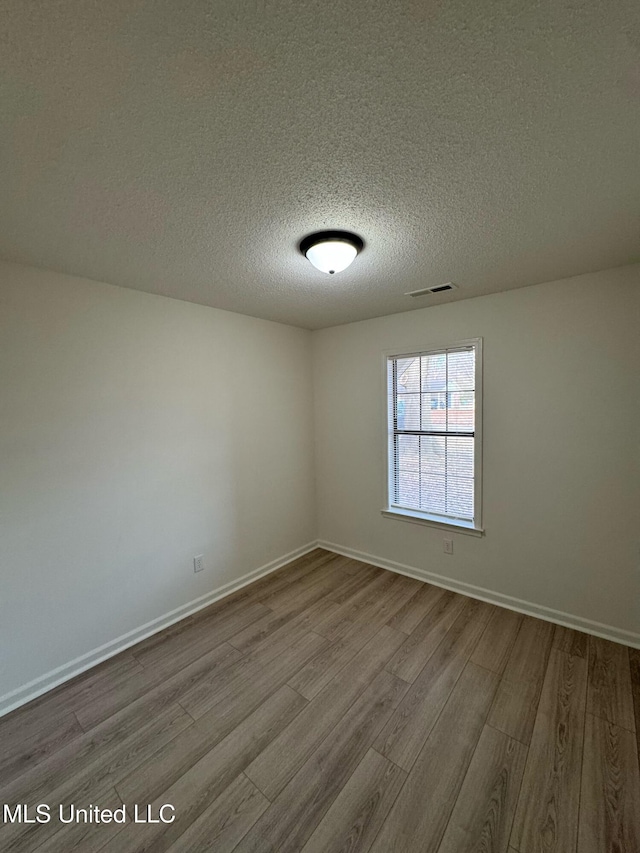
[421,393,446,430]
[420,474,446,514]
[447,391,475,432]
[396,357,420,392]
[398,434,419,471]
[397,470,419,508]
[447,350,475,391]
[421,353,446,392]
[446,476,474,518]
[420,435,445,475]
[397,392,420,429]
[446,436,474,477]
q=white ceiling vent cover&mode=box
[405,282,458,298]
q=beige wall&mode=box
[0,263,316,706]
[313,265,640,640]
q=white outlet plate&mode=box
[443,539,453,555]
[193,555,205,573]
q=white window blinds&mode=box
[387,343,480,524]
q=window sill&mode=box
[381,507,484,537]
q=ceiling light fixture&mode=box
[299,230,364,275]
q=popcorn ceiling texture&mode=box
[1,0,638,329]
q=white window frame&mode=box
[381,338,484,536]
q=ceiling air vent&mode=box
[405,282,458,298]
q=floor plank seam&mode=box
[588,709,637,734]
[112,782,126,808]
[176,699,198,723]
[574,717,587,853]
[388,596,483,690]
[286,682,310,702]
[465,658,503,677]
[574,641,590,853]
[484,722,529,750]
[435,680,501,853]
[397,657,476,775]
[383,663,413,685]
[369,745,406,773]
[487,619,553,748]
[632,650,640,772]
[433,734,481,853]
[330,746,411,853]
[226,638,247,654]
[503,729,530,853]
[391,626,414,636]
[130,651,146,668]
[72,708,88,734]
[242,770,272,803]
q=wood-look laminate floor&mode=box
[1,549,638,852]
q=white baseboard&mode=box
[4,537,636,719]
[318,540,640,649]
[0,541,318,719]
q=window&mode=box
[384,339,483,533]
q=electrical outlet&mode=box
[443,539,453,555]
[193,554,205,573]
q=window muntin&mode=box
[387,343,480,526]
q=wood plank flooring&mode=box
[0,548,638,853]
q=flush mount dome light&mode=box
[300,230,364,274]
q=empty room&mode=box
[1,1,639,852]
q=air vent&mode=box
[405,282,458,298]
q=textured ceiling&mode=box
[1,1,639,329]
